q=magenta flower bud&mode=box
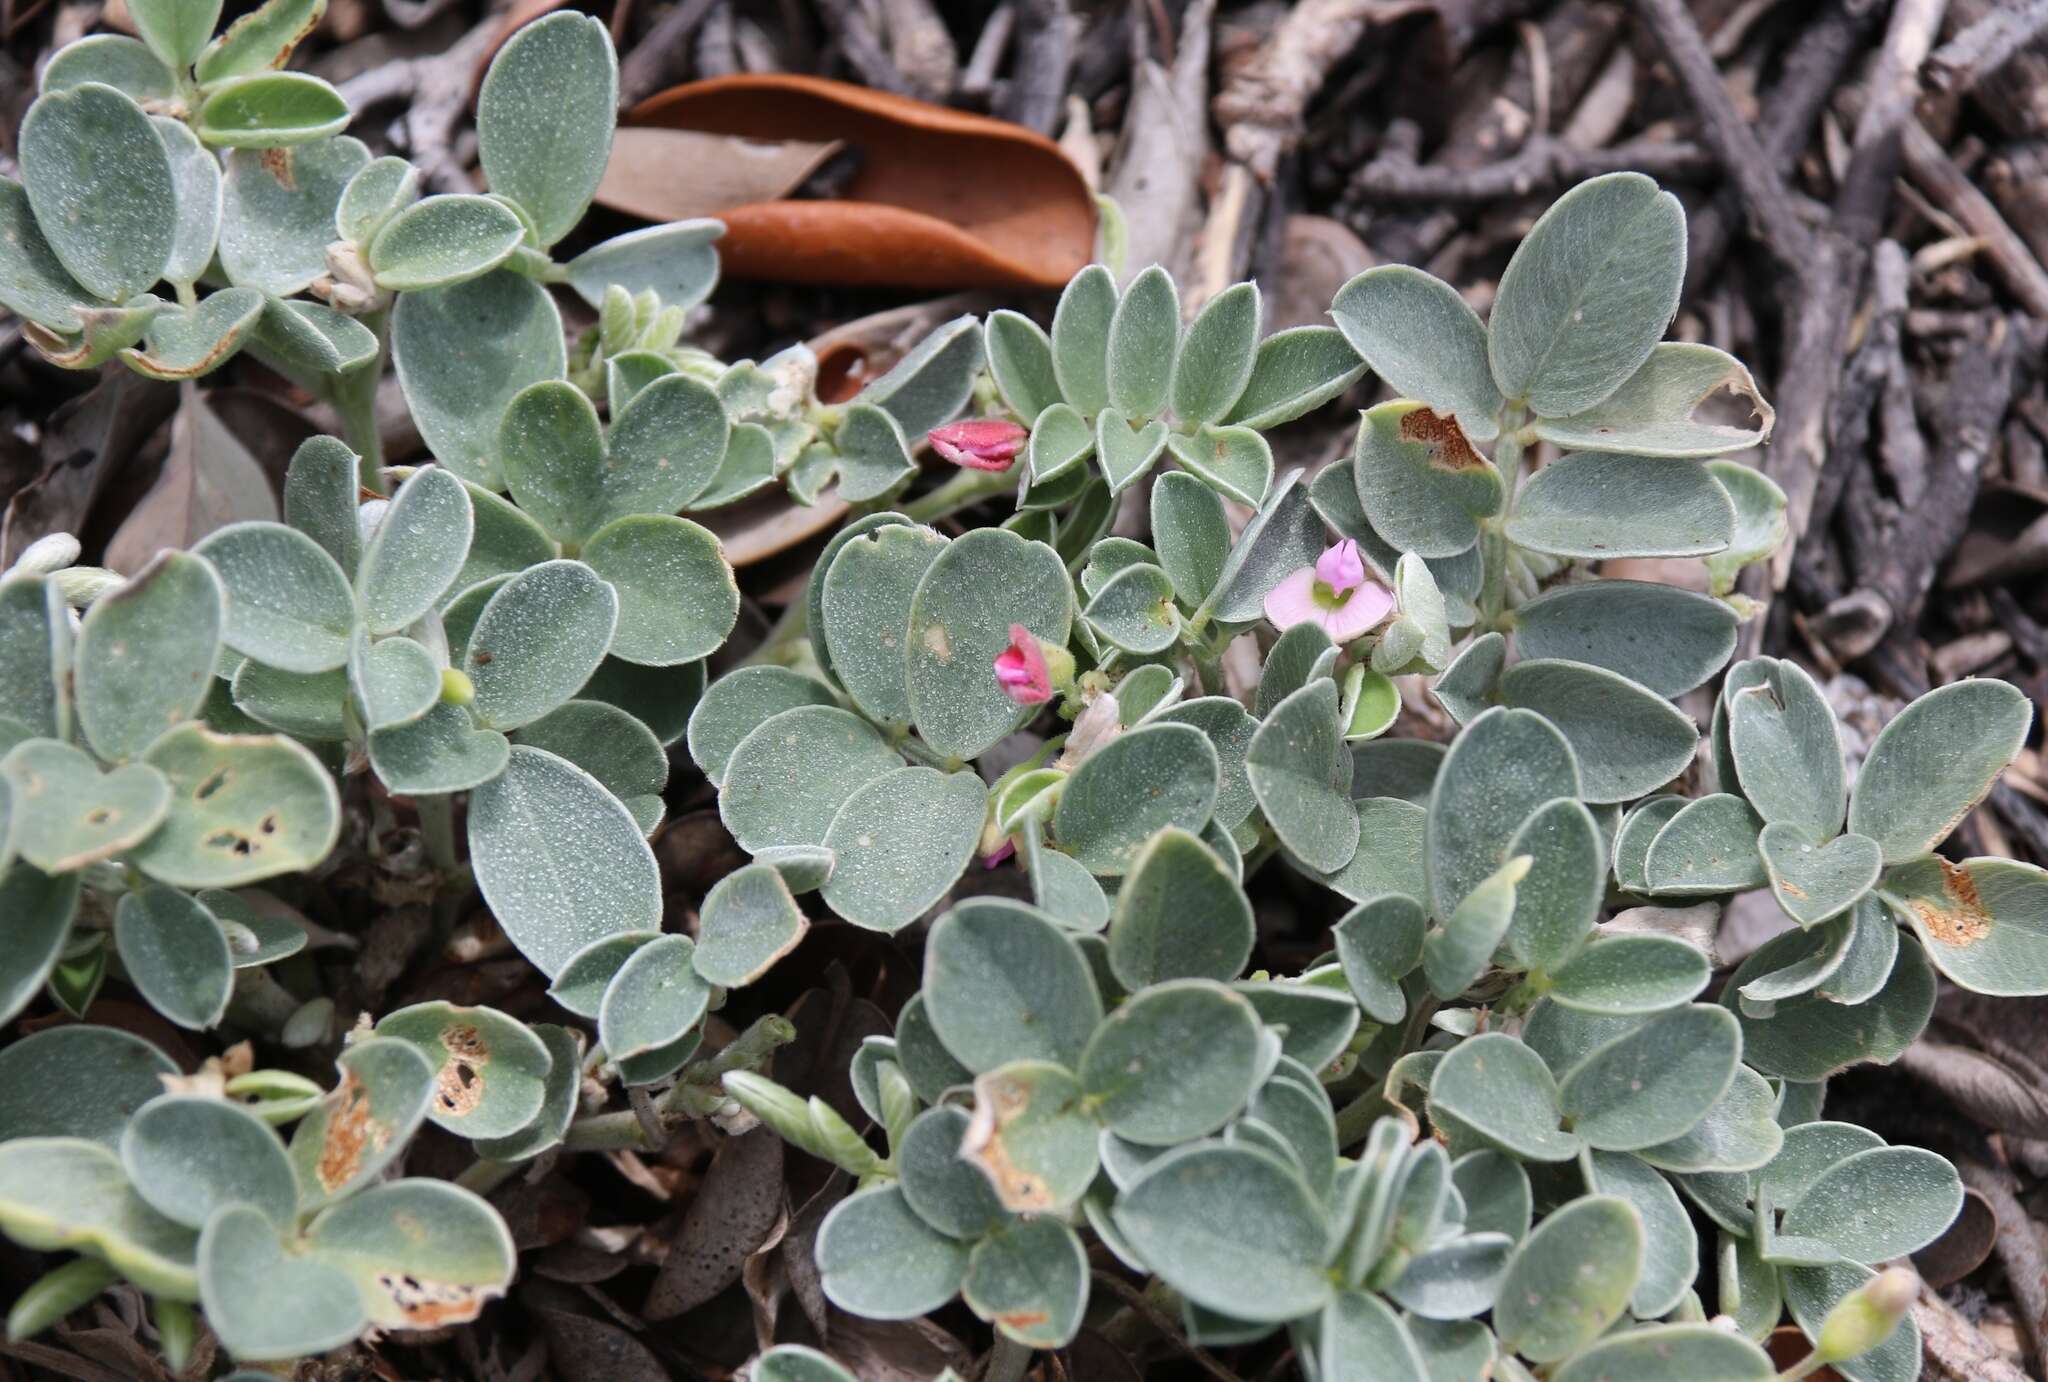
[1316,538,1368,596]
[993,624,1054,704]
[929,419,1028,471]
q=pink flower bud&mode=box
[929,419,1027,471]
[994,624,1053,704]
[1316,539,1367,596]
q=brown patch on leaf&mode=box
[372,1272,501,1329]
[1913,858,1991,947]
[960,1070,1054,1212]
[1397,407,1484,470]
[317,1070,389,1192]
[1777,878,1809,901]
[259,146,297,190]
[997,1309,1051,1331]
[435,1024,488,1117]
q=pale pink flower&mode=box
[929,419,1027,470]
[994,624,1053,704]
[981,838,1017,868]
[1264,539,1395,643]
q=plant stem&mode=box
[454,1158,520,1196]
[983,1334,1034,1382]
[417,794,460,875]
[1775,1349,1830,1381]
[335,309,390,493]
[903,465,1017,523]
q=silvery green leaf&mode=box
[119,285,264,380]
[1632,1064,1781,1174]
[895,991,972,1104]
[113,885,233,1030]
[1106,264,1179,419]
[1500,797,1603,975]
[20,83,175,302]
[689,420,777,508]
[1512,580,1738,699]
[1027,402,1095,483]
[1642,794,1766,894]
[1552,1324,1773,1382]
[1849,678,2031,865]
[1250,1069,1338,1201]
[1350,401,1502,558]
[686,665,835,788]
[962,1214,1087,1349]
[462,560,615,729]
[128,0,222,69]
[820,766,984,933]
[1333,893,1424,1024]
[196,0,325,82]
[1612,796,1684,891]
[566,220,723,312]
[1760,824,1880,927]
[1079,536,1156,599]
[1025,830,1111,929]
[856,315,984,438]
[1425,854,1525,998]
[220,137,370,295]
[832,401,917,502]
[1726,934,1935,1082]
[75,552,222,762]
[1202,468,1324,626]
[0,1025,175,1146]
[1235,977,1358,1070]
[575,657,702,748]
[511,699,666,833]
[1055,722,1219,875]
[1431,632,1503,726]
[1492,1194,1642,1363]
[985,309,1059,421]
[1548,933,1707,1014]
[375,999,553,1138]
[335,155,419,243]
[153,117,222,288]
[547,932,656,1019]
[0,1136,199,1302]
[818,521,944,723]
[1351,739,1445,805]
[41,35,175,101]
[393,270,566,488]
[0,865,78,1024]
[0,575,71,739]
[1320,1290,1431,1379]
[1051,263,1114,413]
[1380,1234,1511,1322]
[1719,1229,1782,1340]
[1150,470,1229,606]
[1430,1032,1576,1162]
[1487,173,1685,417]
[1082,980,1259,1144]
[1427,706,1580,919]
[1155,695,1258,830]
[1781,1262,1921,1382]
[1506,451,1734,559]
[1727,657,1845,841]
[899,1103,1011,1240]
[200,888,305,970]
[1330,265,1503,439]
[815,1185,968,1320]
[497,381,601,542]
[130,725,340,886]
[1450,1151,1531,1243]
[1704,460,1788,596]
[583,514,736,667]
[1224,325,1366,430]
[694,862,806,987]
[368,702,509,793]
[1778,1145,1961,1265]
[195,72,350,148]
[1172,281,1260,426]
[960,1059,1099,1212]
[1114,1144,1332,1323]
[366,193,524,292]
[477,13,616,247]
[198,1203,363,1360]
[1532,342,1773,457]
[1499,660,1696,804]
[196,521,356,672]
[1249,679,1357,873]
[1309,459,1485,627]
[0,177,93,332]
[805,512,915,678]
[1315,796,1427,908]
[1084,561,1179,653]
[122,1095,295,1230]
[1739,912,1858,1006]
[1108,826,1253,988]
[1558,1003,1738,1150]
[231,656,345,739]
[1095,408,1170,492]
[468,745,660,975]
[599,933,710,1064]
[905,527,1073,761]
[1885,855,2048,996]
[3,738,170,871]
[286,1037,434,1205]
[924,898,1101,1072]
[1165,424,1273,507]
[358,465,472,634]
[304,1179,514,1328]
[720,705,902,852]
[1407,1317,1498,1379]
[254,296,378,374]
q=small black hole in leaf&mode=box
[195,769,229,800]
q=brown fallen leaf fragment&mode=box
[615,74,1095,291]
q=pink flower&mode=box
[929,419,1027,471]
[994,624,1053,704]
[981,838,1017,868]
[1264,539,1395,643]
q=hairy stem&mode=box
[335,309,391,493]
[902,464,1017,523]
[983,1334,1034,1382]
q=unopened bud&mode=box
[12,532,81,575]
[54,566,123,606]
[439,668,476,706]
[1816,1267,1917,1362]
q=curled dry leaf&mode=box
[613,75,1094,290]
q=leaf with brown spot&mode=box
[374,1000,554,1140]
[1886,855,2048,996]
[288,1036,435,1208]
[1351,400,1504,559]
[959,1061,1099,1214]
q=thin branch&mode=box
[1927,0,2048,93]
[1348,133,1716,202]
